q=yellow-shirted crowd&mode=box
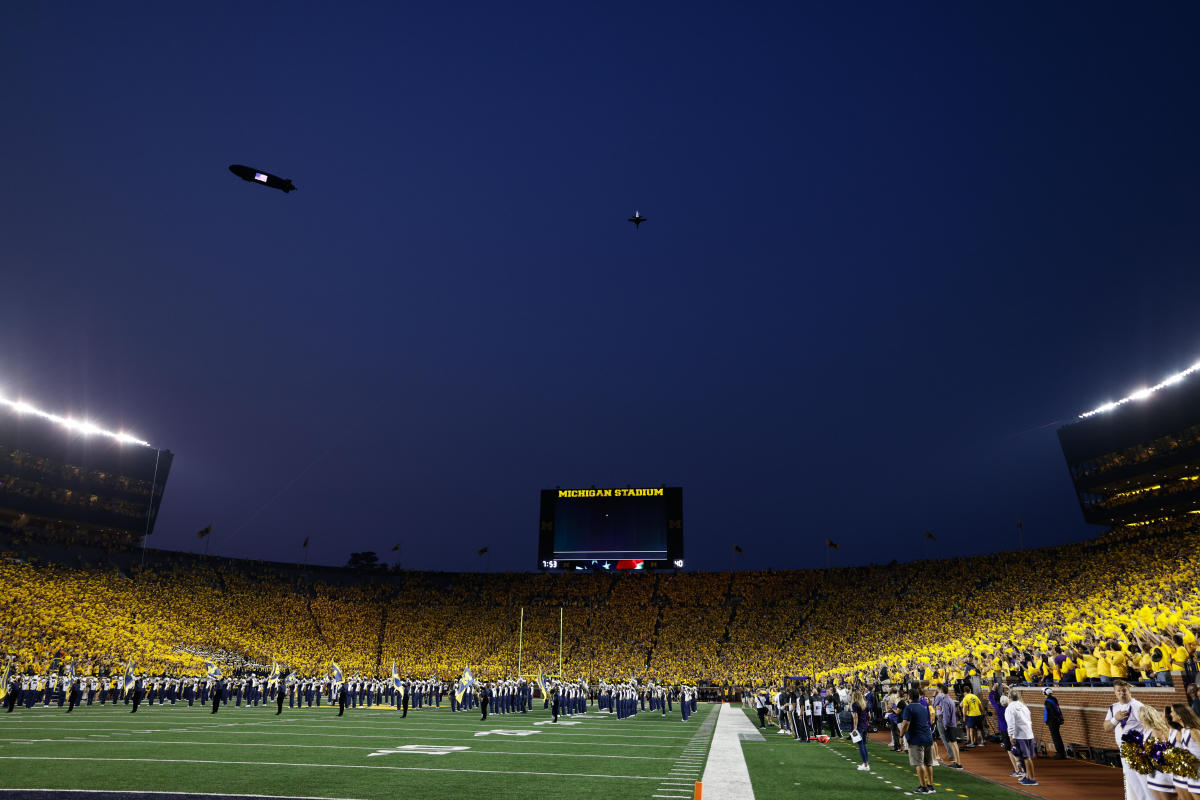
[806,527,1200,688]
[0,524,1196,687]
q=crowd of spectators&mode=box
[0,522,1196,696]
[807,524,1200,691]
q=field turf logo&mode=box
[368,744,470,756]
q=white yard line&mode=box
[699,703,762,800]
[0,728,683,748]
[650,704,717,799]
[0,738,675,760]
[0,756,661,780]
[7,721,690,739]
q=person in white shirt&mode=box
[1004,688,1038,787]
[1103,680,1149,800]
[776,689,790,735]
[754,691,767,728]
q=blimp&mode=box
[228,164,296,193]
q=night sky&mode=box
[3,2,1199,572]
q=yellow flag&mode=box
[454,666,474,703]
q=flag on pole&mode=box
[302,536,309,548]
[205,660,222,679]
[455,666,475,703]
[537,666,550,700]
[122,660,136,697]
[392,660,405,697]
[0,662,10,701]
[825,539,839,550]
[268,659,280,689]
[391,543,401,551]
[196,525,212,540]
[924,530,936,541]
[733,545,743,554]
[477,546,488,556]
[331,661,343,685]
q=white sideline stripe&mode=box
[0,738,673,760]
[700,704,761,800]
[0,790,364,800]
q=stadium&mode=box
[1,369,1198,800]
[6,5,1200,800]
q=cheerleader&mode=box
[1138,706,1176,800]
[1166,703,1200,800]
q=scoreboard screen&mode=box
[537,487,683,571]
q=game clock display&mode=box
[537,487,683,570]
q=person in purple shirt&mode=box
[851,690,872,770]
[987,681,1010,749]
[886,699,904,751]
[989,681,1027,776]
[933,684,963,769]
[1052,647,1070,685]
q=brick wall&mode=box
[988,677,1189,758]
[915,673,1191,761]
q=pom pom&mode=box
[1147,739,1171,766]
[1161,746,1200,780]
[1120,741,1155,775]
[1121,730,1156,776]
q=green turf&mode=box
[0,701,713,799]
[0,702,1039,799]
[735,707,1032,800]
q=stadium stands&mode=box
[0,523,1196,693]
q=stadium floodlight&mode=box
[1079,360,1200,419]
[0,394,151,447]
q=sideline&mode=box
[700,704,762,800]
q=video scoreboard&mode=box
[537,486,684,571]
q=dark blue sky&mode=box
[3,2,1198,571]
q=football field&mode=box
[0,702,1035,799]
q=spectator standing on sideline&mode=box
[899,688,935,795]
[1005,688,1038,787]
[961,685,985,748]
[1042,687,1066,759]
[851,690,871,771]
[933,684,963,769]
